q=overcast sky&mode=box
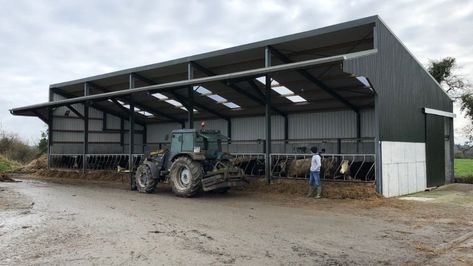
[0,0,472,144]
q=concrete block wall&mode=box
[381,141,427,197]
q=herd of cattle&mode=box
[231,156,375,181]
[51,153,375,181]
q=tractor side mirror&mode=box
[164,134,169,141]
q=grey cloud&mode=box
[0,0,471,142]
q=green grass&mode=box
[455,159,473,177]
[455,159,473,183]
[0,155,22,172]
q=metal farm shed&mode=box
[10,16,454,197]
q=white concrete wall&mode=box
[381,141,426,197]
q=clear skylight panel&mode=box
[286,95,307,103]
[140,111,154,117]
[165,99,182,107]
[151,92,168,100]
[256,76,266,85]
[223,102,241,109]
[207,94,227,103]
[256,78,297,96]
[179,107,198,112]
[272,85,294,96]
[195,86,212,95]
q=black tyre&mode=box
[170,156,203,197]
[135,164,158,193]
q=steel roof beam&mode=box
[267,45,359,113]
[132,72,230,121]
[190,61,287,117]
[32,110,49,124]
[51,88,146,126]
[246,79,267,100]
[88,81,185,124]
[66,104,85,120]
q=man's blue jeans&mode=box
[309,171,320,187]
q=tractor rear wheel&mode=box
[135,164,158,193]
[170,156,203,197]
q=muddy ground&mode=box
[1,175,473,265]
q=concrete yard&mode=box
[1,176,473,265]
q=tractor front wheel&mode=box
[170,156,203,197]
[135,164,158,193]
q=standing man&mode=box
[308,146,322,198]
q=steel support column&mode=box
[227,119,232,140]
[47,89,53,169]
[284,116,289,152]
[187,63,194,128]
[120,118,124,151]
[265,47,272,184]
[129,74,136,190]
[449,117,454,183]
[356,112,361,153]
[82,83,90,174]
[143,124,147,154]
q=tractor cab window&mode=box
[182,133,194,151]
[171,133,183,153]
[207,139,221,154]
[196,132,224,158]
[195,136,205,150]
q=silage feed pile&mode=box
[15,154,127,183]
[35,169,126,183]
[20,154,48,173]
[244,178,381,199]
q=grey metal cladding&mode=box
[89,133,121,143]
[106,114,121,130]
[288,109,375,139]
[147,122,182,143]
[51,143,124,154]
[124,121,144,131]
[360,109,375,137]
[289,111,356,139]
[144,110,376,142]
[53,132,83,142]
[123,133,143,145]
[231,116,285,140]
[343,19,452,142]
[53,117,83,130]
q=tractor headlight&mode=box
[193,147,201,153]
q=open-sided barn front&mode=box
[11,16,454,197]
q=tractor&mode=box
[133,129,246,197]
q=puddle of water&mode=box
[15,179,48,185]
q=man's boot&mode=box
[307,186,314,197]
[315,186,322,199]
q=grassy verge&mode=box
[0,155,22,172]
[454,159,473,184]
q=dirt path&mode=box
[1,177,472,265]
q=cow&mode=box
[287,158,311,178]
[232,157,265,176]
[321,157,335,179]
[337,160,376,181]
[340,160,352,180]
